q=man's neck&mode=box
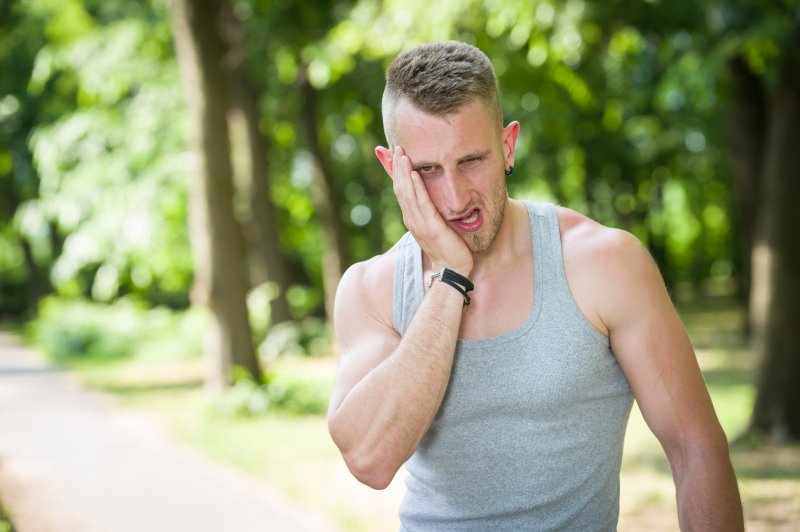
[469,198,527,278]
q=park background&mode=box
[0,0,798,530]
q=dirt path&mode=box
[0,332,337,532]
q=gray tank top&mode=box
[392,201,634,531]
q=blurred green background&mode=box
[0,0,798,530]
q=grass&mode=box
[0,500,15,532]
[34,297,800,531]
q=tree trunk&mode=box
[748,47,800,440]
[220,5,293,325]
[300,78,350,320]
[725,56,766,328]
[170,0,260,390]
[2,185,51,310]
[18,238,48,309]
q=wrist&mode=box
[428,267,475,307]
[432,261,472,278]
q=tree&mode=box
[734,22,800,440]
[300,75,351,320]
[170,0,259,389]
[220,3,293,325]
[0,0,52,315]
[4,0,797,419]
[3,0,196,312]
[240,0,359,322]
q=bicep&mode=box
[328,264,400,416]
[606,240,723,453]
[612,299,718,448]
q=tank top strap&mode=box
[527,201,609,345]
[526,201,564,286]
[392,232,423,336]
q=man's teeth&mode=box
[459,211,478,223]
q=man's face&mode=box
[392,99,513,254]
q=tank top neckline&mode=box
[409,201,545,348]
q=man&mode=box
[327,41,743,530]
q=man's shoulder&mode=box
[555,205,663,333]
[340,239,401,292]
[555,205,646,266]
[335,240,402,328]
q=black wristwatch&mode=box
[428,267,475,307]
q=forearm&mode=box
[329,281,465,488]
[674,445,743,531]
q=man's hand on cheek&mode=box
[392,146,473,276]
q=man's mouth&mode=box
[456,210,479,224]
[449,208,483,232]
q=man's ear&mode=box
[502,121,520,167]
[375,146,394,178]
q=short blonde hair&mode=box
[381,41,502,146]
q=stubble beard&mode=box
[461,178,508,255]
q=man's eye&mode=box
[416,166,438,175]
[460,157,482,167]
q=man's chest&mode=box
[457,262,534,340]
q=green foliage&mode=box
[0,498,13,532]
[0,0,49,315]
[28,296,207,363]
[2,0,192,313]
[217,308,333,415]
[309,0,795,290]
[30,296,142,361]
[213,367,331,417]
[3,0,798,320]
[25,5,192,304]
[258,317,331,361]
[266,374,330,415]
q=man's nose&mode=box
[441,170,470,214]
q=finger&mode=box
[392,147,423,224]
[392,147,414,203]
[408,167,441,221]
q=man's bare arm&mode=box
[562,212,743,530]
[328,260,465,489]
[328,146,473,489]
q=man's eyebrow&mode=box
[458,150,490,162]
[411,150,491,170]
[412,160,438,170]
